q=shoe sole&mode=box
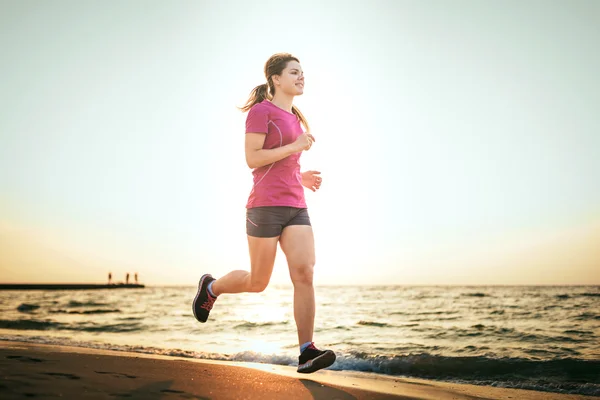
[192,274,211,323]
[297,350,336,374]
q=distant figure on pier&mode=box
[126,273,130,285]
[108,272,112,284]
[134,273,138,284]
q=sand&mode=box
[0,341,594,400]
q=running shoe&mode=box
[297,342,336,373]
[192,274,216,323]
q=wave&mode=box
[315,325,352,332]
[415,311,459,315]
[1,335,597,396]
[331,353,600,396]
[422,325,591,344]
[67,301,109,307]
[79,323,142,333]
[462,292,487,297]
[0,319,143,333]
[557,293,600,299]
[409,316,460,322]
[17,303,40,312]
[0,319,62,330]
[357,320,393,328]
[573,313,600,321]
[564,330,594,336]
[233,321,289,329]
[49,309,121,315]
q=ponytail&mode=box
[240,83,270,113]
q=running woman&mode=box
[192,53,336,374]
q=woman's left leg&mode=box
[279,224,315,346]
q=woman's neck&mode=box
[270,93,294,113]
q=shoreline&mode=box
[1,340,596,400]
[0,283,145,290]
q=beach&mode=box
[1,341,596,400]
[1,285,599,397]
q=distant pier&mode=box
[0,283,145,290]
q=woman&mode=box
[192,53,335,374]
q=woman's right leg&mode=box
[210,235,279,295]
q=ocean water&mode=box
[1,285,599,396]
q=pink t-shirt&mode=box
[245,100,306,209]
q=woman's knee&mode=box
[248,276,270,293]
[290,263,314,286]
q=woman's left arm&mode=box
[301,170,322,192]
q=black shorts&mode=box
[246,206,311,238]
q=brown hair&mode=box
[240,53,310,131]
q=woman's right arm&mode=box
[245,132,314,169]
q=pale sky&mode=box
[1,0,599,285]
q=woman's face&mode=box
[274,61,304,96]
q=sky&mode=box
[0,0,599,285]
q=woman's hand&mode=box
[301,170,322,192]
[293,132,316,152]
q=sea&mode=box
[1,285,599,396]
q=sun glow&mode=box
[243,303,289,326]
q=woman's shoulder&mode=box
[249,100,270,113]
